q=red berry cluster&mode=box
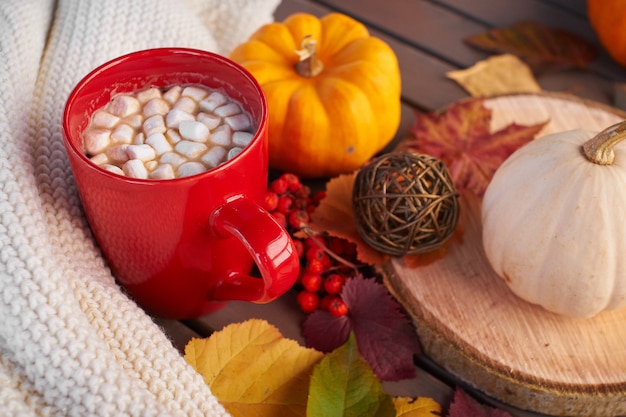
[263,173,359,317]
[263,172,321,232]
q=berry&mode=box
[276,195,294,214]
[294,197,310,210]
[327,296,349,317]
[263,191,279,212]
[271,177,289,194]
[281,173,303,193]
[300,272,322,292]
[320,294,334,311]
[293,239,305,258]
[297,291,320,313]
[306,246,325,262]
[271,211,287,228]
[304,236,325,249]
[294,185,311,198]
[324,274,345,295]
[312,190,326,205]
[305,258,325,275]
[288,209,309,229]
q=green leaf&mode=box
[307,332,396,417]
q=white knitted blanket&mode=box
[0,0,280,415]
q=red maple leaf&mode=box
[398,98,548,197]
[302,275,421,381]
[448,388,513,417]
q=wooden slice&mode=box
[382,92,626,417]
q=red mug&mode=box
[62,48,300,319]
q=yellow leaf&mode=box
[447,53,541,97]
[393,396,442,416]
[184,319,324,417]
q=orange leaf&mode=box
[309,174,390,266]
[393,396,442,416]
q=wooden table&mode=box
[156,1,626,416]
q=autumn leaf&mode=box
[184,319,324,417]
[343,276,422,381]
[447,54,541,97]
[307,332,396,417]
[447,388,513,417]
[301,307,352,354]
[465,21,597,71]
[393,397,442,417]
[397,98,548,197]
[309,173,390,266]
[303,276,421,381]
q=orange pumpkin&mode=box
[588,0,626,67]
[230,13,402,178]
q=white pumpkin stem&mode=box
[295,35,324,78]
[582,121,626,165]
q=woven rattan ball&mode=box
[352,152,460,256]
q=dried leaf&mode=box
[307,333,396,417]
[448,388,513,417]
[397,98,548,197]
[303,276,421,381]
[184,319,324,417]
[309,173,391,265]
[343,276,421,381]
[393,397,442,417]
[447,54,541,97]
[465,21,597,71]
[302,308,352,354]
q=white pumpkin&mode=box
[481,122,626,318]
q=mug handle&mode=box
[208,195,300,303]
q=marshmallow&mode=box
[146,133,173,155]
[108,94,141,117]
[179,121,210,143]
[122,159,148,179]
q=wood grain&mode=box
[383,93,626,417]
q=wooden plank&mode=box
[188,289,307,343]
[535,68,616,105]
[313,0,488,68]
[539,0,587,17]
[382,34,469,110]
[434,0,596,41]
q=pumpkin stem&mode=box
[295,35,324,78]
[582,121,626,165]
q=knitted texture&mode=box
[0,0,280,415]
